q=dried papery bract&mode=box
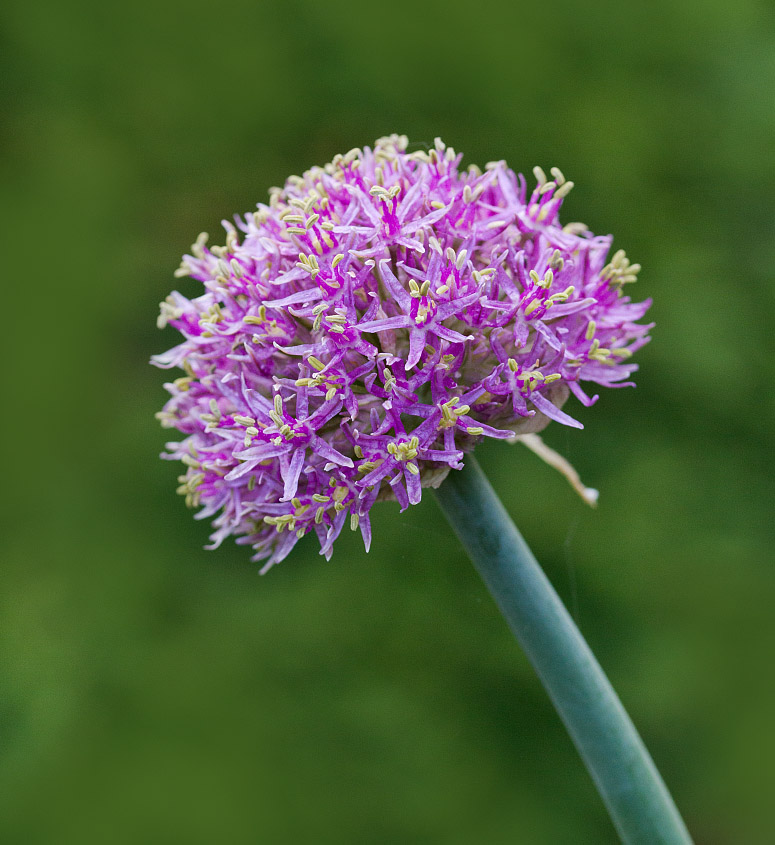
[153,135,651,571]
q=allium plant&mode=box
[154,135,651,572]
[153,136,692,843]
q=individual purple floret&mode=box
[153,135,652,571]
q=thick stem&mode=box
[433,456,693,844]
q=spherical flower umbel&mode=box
[153,135,652,571]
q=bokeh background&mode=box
[2,0,774,842]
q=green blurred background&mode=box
[2,0,774,842]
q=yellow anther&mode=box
[530,269,553,290]
[549,249,564,270]
[524,299,542,317]
[191,232,209,258]
[550,166,566,185]
[586,321,596,341]
[601,250,640,285]
[549,286,575,303]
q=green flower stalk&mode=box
[434,457,693,844]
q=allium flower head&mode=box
[153,135,652,571]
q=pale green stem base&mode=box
[434,456,693,844]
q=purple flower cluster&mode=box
[153,135,651,571]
